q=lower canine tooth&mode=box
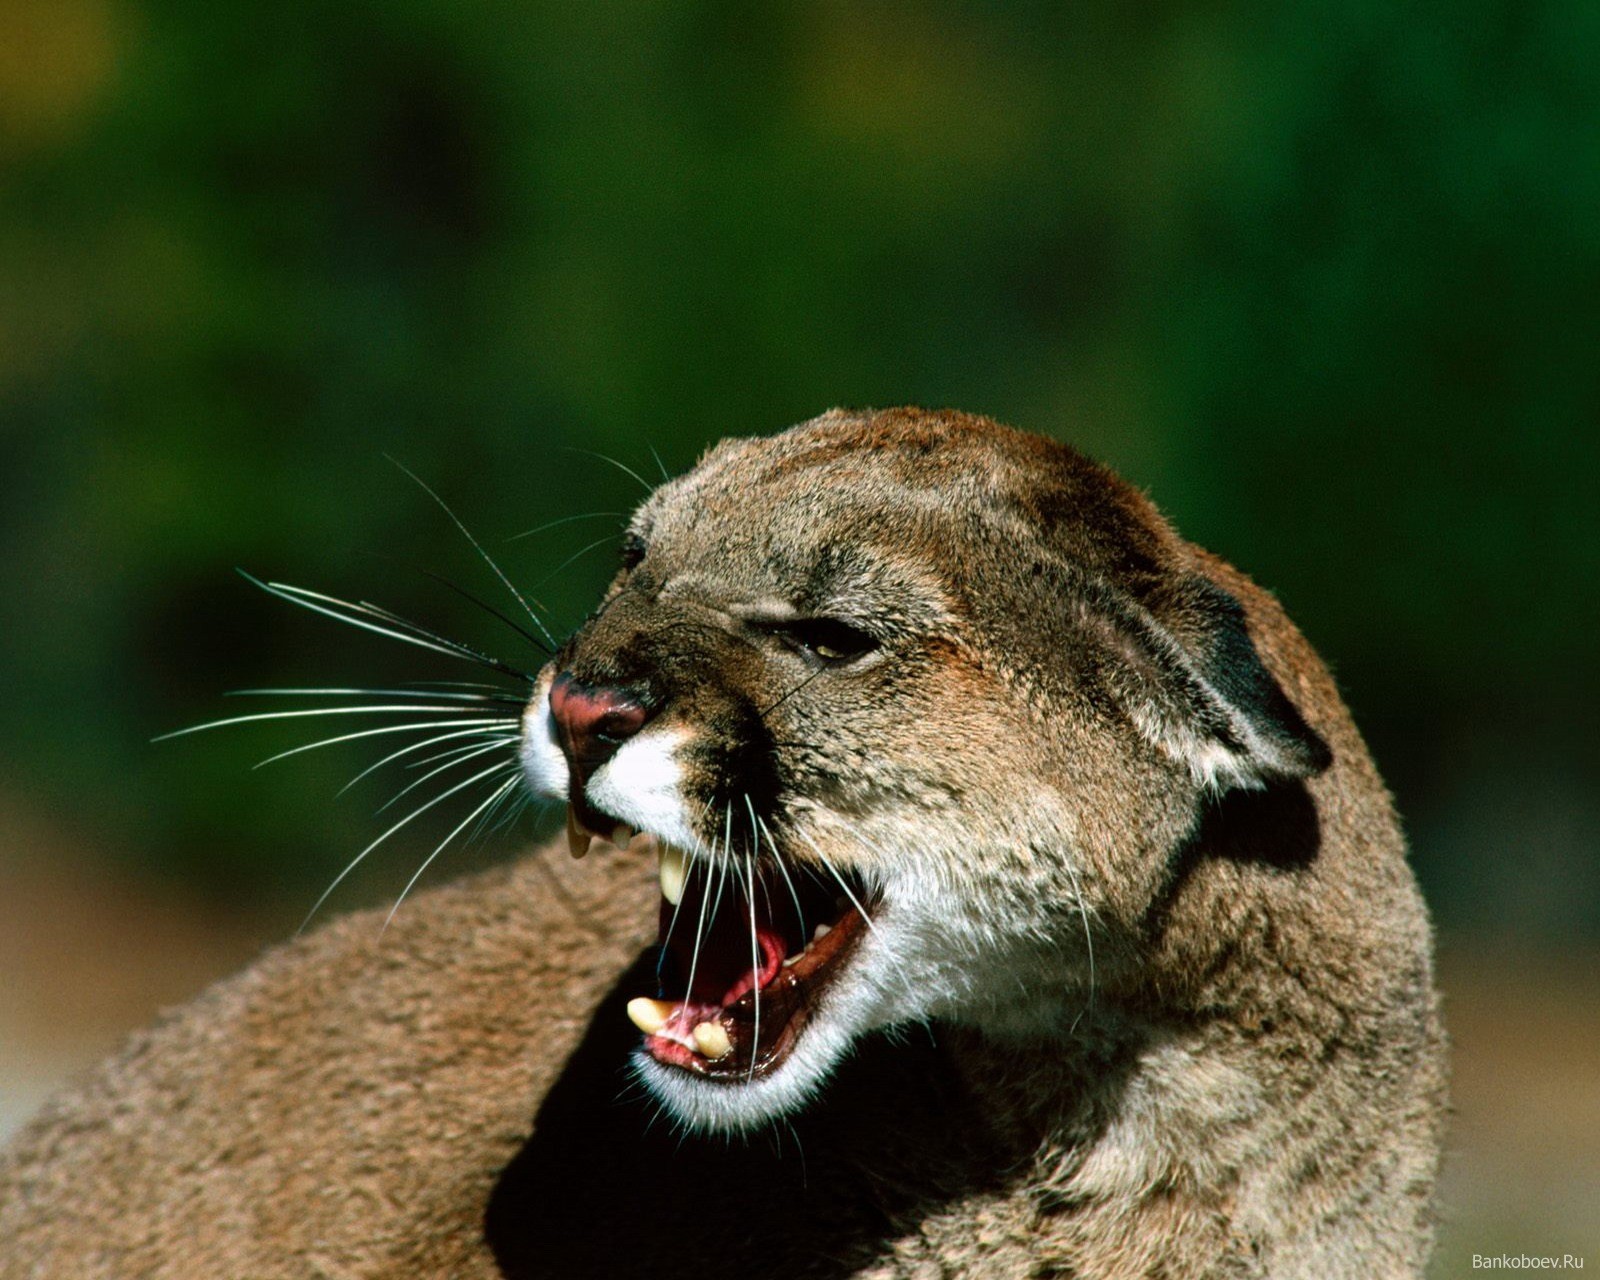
[692,1021,732,1060]
[566,807,591,860]
[626,997,673,1035]
[658,843,687,906]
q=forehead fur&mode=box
[635,407,1184,610]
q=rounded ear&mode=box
[1074,575,1333,794]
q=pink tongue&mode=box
[719,927,787,1007]
[659,893,788,1007]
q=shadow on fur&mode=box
[486,951,1060,1279]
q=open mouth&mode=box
[569,808,870,1082]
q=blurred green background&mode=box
[1,0,1596,1269]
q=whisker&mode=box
[349,593,538,677]
[252,717,516,769]
[241,573,533,681]
[401,733,520,775]
[264,579,529,681]
[404,680,517,691]
[755,810,808,940]
[375,737,519,815]
[155,704,500,742]
[245,576,491,659]
[680,812,722,1011]
[298,757,520,933]
[228,687,523,706]
[527,533,623,595]
[507,510,624,543]
[757,666,827,721]
[335,724,519,794]
[1061,854,1097,1032]
[382,770,521,933]
[384,455,559,650]
[786,827,923,1007]
[466,769,528,844]
[561,446,654,496]
[788,828,880,940]
[413,566,554,658]
[744,839,761,1081]
[656,803,710,984]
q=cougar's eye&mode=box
[771,617,879,666]
[619,532,647,570]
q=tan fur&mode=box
[0,408,1446,1278]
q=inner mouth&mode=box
[575,811,869,1082]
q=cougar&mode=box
[0,408,1446,1278]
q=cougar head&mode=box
[520,407,1330,1132]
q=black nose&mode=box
[548,672,650,776]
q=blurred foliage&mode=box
[0,0,1595,931]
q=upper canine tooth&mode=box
[658,843,687,907]
[612,822,635,848]
[566,807,591,860]
[625,997,673,1035]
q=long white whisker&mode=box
[228,687,522,705]
[786,826,925,1007]
[506,510,624,543]
[527,534,623,595]
[400,733,519,775]
[680,812,722,1010]
[465,767,527,844]
[384,456,559,650]
[251,718,515,769]
[334,724,519,794]
[1061,854,1097,1031]
[405,680,517,691]
[756,811,808,938]
[707,809,735,927]
[744,841,761,1081]
[375,737,519,814]
[789,827,879,939]
[242,575,514,671]
[298,758,517,933]
[155,704,498,742]
[564,446,654,496]
[382,770,521,933]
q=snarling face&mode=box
[519,409,1328,1132]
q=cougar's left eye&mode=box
[772,617,879,666]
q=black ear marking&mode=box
[1077,574,1332,792]
[1181,577,1332,780]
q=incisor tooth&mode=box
[692,1021,732,1060]
[566,807,591,860]
[812,923,832,941]
[626,997,673,1035]
[658,843,687,906]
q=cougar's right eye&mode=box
[773,617,879,667]
[619,532,647,570]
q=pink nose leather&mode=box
[548,673,649,773]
